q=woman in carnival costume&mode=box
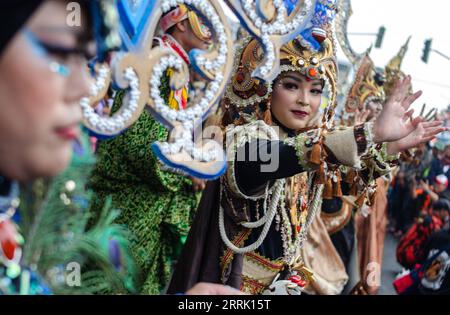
[0,0,142,294]
[168,1,446,295]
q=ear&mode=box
[175,20,187,32]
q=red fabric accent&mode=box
[396,215,443,268]
[246,252,284,270]
[393,273,415,294]
[162,35,190,65]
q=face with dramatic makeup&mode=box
[271,71,323,131]
[0,0,92,182]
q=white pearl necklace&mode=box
[81,66,141,135]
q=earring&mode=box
[263,96,273,125]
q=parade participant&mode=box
[155,3,211,110]
[88,4,212,294]
[315,32,415,294]
[345,53,389,294]
[321,52,386,276]
[0,0,138,294]
[344,38,420,294]
[168,12,444,293]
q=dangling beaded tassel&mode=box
[333,171,343,197]
[263,97,273,126]
[345,169,356,184]
[309,142,322,165]
[315,162,326,185]
[323,175,333,199]
[349,182,358,196]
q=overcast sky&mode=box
[342,0,450,113]
[219,0,450,112]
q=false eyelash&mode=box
[36,39,94,60]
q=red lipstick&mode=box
[291,110,309,118]
[55,125,80,141]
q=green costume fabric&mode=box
[88,91,199,294]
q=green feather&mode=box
[19,133,137,294]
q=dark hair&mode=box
[165,24,177,35]
[432,199,450,213]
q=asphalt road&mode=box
[379,233,403,295]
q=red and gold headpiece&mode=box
[160,4,211,41]
[223,32,337,126]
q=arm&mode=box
[232,123,374,196]
[420,180,439,202]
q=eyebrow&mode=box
[281,74,302,82]
[282,75,323,87]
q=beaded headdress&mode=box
[159,4,211,41]
[223,25,338,127]
[344,53,385,113]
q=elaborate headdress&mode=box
[0,0,120,61]
[222,1,338,128]
[335,0,385,117]
[344,52,385,113]
[159,4,211,41]
[343,36,411,117]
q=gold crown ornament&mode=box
[223,32,338,128]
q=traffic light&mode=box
[375,26,386,48]
[422,39,433,63]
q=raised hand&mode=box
[354,108,371,125]
[386,120,448,155]
[373,75,423,143]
